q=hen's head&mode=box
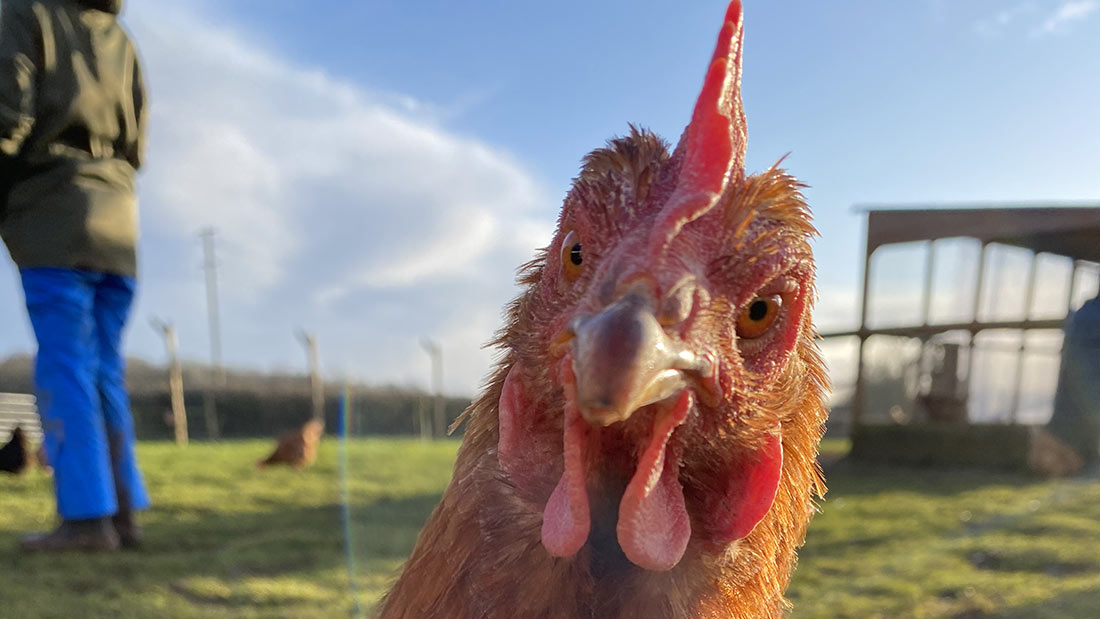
[489,0,826,578]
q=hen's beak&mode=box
[569,284,706,426]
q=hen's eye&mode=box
[561,230,583,279]
[736,295,782,340]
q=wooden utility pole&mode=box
[420,339,444,438]
[297,330,324,422]
[150,318,188,446]
[416,394,431,441]
[200,227,222,438]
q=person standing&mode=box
[1030,288,1100,477]
[1048,290,1100,463]
[0,0,149,552]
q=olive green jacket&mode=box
[0,0,144,277]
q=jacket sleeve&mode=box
[0,2,40,217]
[125,46,146,171]
[0,2,39,158]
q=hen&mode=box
[0,426,30,474]
[257,418,323,469]
[381,2,828,617]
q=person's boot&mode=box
[107,432,143,549]
[19,517,120,553]
[112,509,143,549]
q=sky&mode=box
[1,0,1099,397]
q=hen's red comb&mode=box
[649,0,745,253]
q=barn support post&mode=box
[964,242,990,418]
[852,237,874,429]
[921,240,936,325]
[917,240,938,392]
[1007,251,1039,424]
[1066,260,1081,314]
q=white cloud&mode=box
[973,2,1036,37]
[971,1,1097,38]
[122,2,555,394]
[1034,0,1099,35]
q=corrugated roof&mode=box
[864,205,1100,262]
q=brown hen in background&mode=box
[257,419,323,469]
[380,2,828,617]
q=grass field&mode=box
[1,438,1098,618]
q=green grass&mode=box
[2,439,1098,618]
[818,437,851,457]
[0,439,459,618]
[789,464,1100,618]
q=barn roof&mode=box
[862,203,1100,262]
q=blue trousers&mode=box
[21,267,150,520]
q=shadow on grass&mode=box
[823,460,1040,497]
[0,490,445,617]
[350,492,442,560]
[984,588,1100,619]
[2,504,341,599]
[137,491,446,572]
[965,547,1097,576]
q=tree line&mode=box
[0,354,471,438]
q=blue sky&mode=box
[1,0,1098,396]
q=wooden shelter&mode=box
[822,204,1100,467]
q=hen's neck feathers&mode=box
[380,336,826,619]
